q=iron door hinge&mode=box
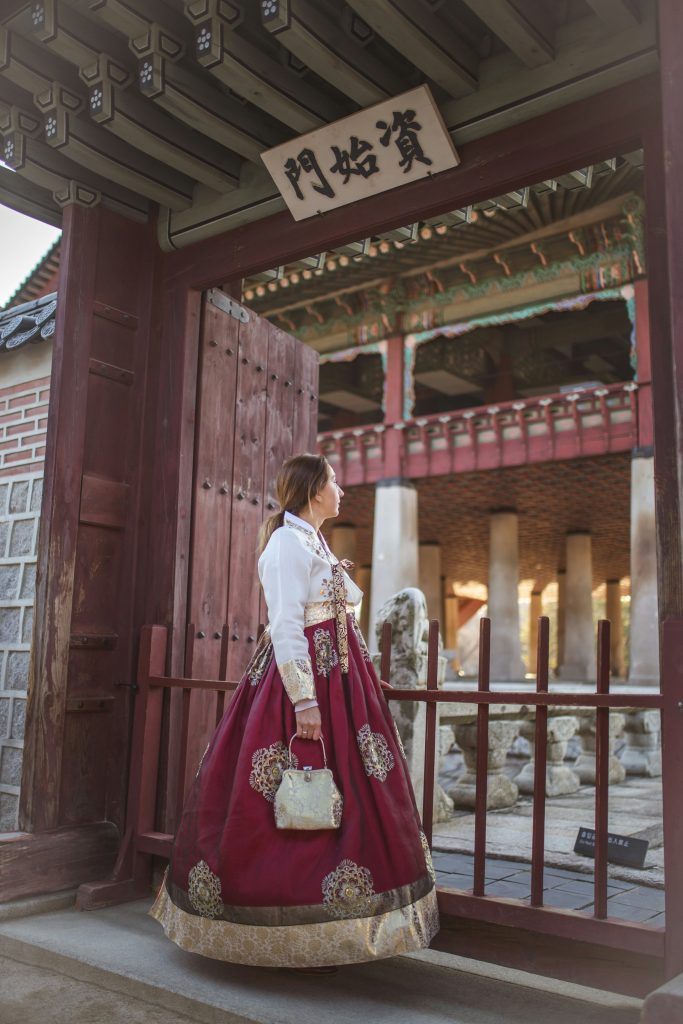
[207,288,249,323]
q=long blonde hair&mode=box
[258,453,330,553]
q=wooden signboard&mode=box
[261,85,459,221]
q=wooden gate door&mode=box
[181,288,318,790]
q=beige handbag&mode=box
[274,735,343,830]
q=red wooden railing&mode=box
[77,614,682,986]
[319,381,638,487]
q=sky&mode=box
[0,203,61,307]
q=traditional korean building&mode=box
[0,0,682,1001]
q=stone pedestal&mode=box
[356,565,371,639]
[419,542,443,626]
[573,710,626,785]
[628,454,660,686]
[528,591,543,675]
[558,533,595,681]
[369,480,419,653]
[619,709,662,777]
[515,717,580,796]
[449,720,519,810]
[372,587,452,821]
[488,510,525,680]
[606,579,626,678]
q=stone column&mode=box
[605,579,626,679]
[369,480,419,652]
[620,710,662,777]
[449,720,520,810]
[418,542,442,625]
[628,453,659,686]
[444,592,459,650]
[330,522,357,570]
[528,591,543,675]
[574,710,626,785]
[356,565,371,639]
[515,716,580,796]
[558,532,595,681]
[488,509,525,680]
[555,569,566,676]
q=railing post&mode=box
[421,620,440,847]
[661,618,683,979]
[473,617,491,896]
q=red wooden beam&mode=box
[162,75,658,289]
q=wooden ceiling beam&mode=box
[261,0,403,108]
[80,55,241,192]
[131,29,284,164]
[16,2,242,192]
[33,81,195,209]
[84,0,190,43]
[345,0,478,98]
[13,0,132,69]
[184,0,346,134]
[0,98,149,221]
[0,164,62,226]
[584,0,641,31]
[459,0,555,68]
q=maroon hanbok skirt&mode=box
[150,610,439,967]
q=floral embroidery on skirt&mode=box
[249,741,297,802]
[188,860,223,919]
[321,859,377,919]
[357,724,395,782]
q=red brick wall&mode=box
[0,377,50,477]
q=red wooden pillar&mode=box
[633,278,653,450]
[646,0,683,980]
[383,331,405,478]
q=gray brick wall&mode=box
[0,474,42,831]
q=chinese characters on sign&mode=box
[261,85,459,221]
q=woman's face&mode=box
[313,465,343,520]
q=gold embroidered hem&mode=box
[279,656,316,703]
[150,882,438,968]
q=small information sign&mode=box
[574,827,649,868]
[261,85,459,221]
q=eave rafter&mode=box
[184,0,347,134]
[0,163,62,225]
[261,0,403,108]
[85,0,282,163]
[15,0,242,192]
[0,96,148,220]
[584,0,641,31]
[34,81,195,210]
[460,0,555,68]
[345,0,478,99]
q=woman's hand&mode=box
[296,705,322,742]
[380,679,393,691]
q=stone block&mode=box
[9,480,29,514]
[0,744,23,786]
[6,651,29,690]
[20,562,36,599]
[0,564,20,600]
[9,519,34,557]
[620,710,662,777]
[515,716,581,797]
[11,697,25,740]
[0,790,18,831]
[449,720,520,810]
[573,710,626,785]
[642,971,683,1023]
[22,607,34,644]
[30,477,43,513]
[0,521,9,558]
[0,482,9,515]
[0,608,21,644]
[0,696,9,738]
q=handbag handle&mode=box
[288,733,327,768]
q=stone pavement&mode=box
[0,898,643,1024]
[433,851,665,924]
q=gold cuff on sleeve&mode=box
[279,657,316,704]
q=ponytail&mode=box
[258,509,285,555]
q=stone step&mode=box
[0,897,643,1024]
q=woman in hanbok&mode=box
[151,453,439,969]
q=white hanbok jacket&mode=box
[258,511,363,709]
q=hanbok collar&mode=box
[284,510,318,535]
